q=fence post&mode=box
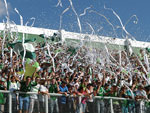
[9,92,12,113]
[140,101,143,113]
[110,99,114,113]
[45,95,48,113]
[79,96,82,113]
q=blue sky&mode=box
[0,0,150,42]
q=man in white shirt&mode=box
[38,80,48,113]
[29,77,41,113]
[7,75,20,113]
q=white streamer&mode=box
[14,8,26,74]
[89,10,117,38]
[104,5,136,40]
[68,0,82,33]
[22,32,26,74]
[47,44,56,72]
[1,23,7,61]
[79,6,92,17]
[86,22,95,35]
[11,21,19,42]
[56,0,62,7]
[59,6,70,29]
[2,0,10,61]
[15,8,23,26]
[123,81,135,99]
[144,50,150,72]
[135,54,148,75]
[3,0,10,23]
[25,17,36,27]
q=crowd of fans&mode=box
[0,37,150,113]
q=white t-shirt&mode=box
[30,83,40,99]
[9,82,19,98]
[39,85,48,102]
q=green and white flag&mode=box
[8,39,36,59]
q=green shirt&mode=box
[97,87,106,96]
[0,84,6,104]
[49,84,58,100]
[0,84,5,90]
[20,81,32,97]
[49,84,58,93]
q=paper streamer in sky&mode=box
[3,0,10,23]
[68,0,82,33]
[15,8,26,73]
[15,8,23,26]
[89,10,117,38]
[60,6,70,30]
[2,0,9,60]
[121,15,138,38]
[56,0,62,7]
[124,15,138,27]
[11,21,19,42]
[104,5,136,40]
[79,6,92,17]
[1,24,6,60]
[86,22,95,35]
[25,17,36,27]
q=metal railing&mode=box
[0,90,149,113]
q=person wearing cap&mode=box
[58,81,68,113]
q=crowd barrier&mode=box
[0,90,149,113]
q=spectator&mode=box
[86,83,94,113]
[135,84,147,113]
[1,34,150,113]
[0,78,7,112]
[7,74,20,113]
[58,81,68,113]
[77,86,90,113]
[19,76,32,113]
[94,81,105,113]
[48,78,59,113]
[38,80,49,113]
[29,71,41,113]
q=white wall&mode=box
[0,23,150,48]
